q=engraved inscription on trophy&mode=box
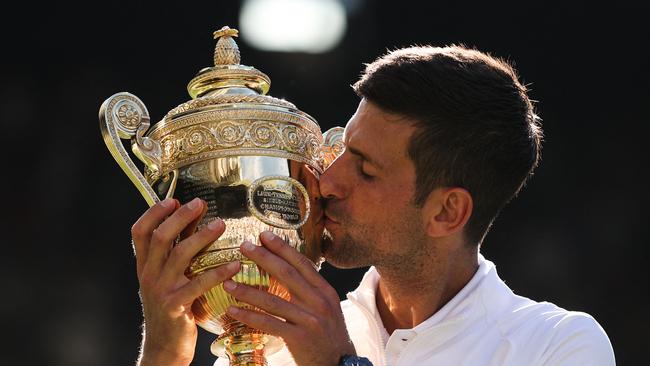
[248,176,310,229]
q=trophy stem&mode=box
[224,332,267,366]
[211,317,283,366]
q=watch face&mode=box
[340,355,373,366]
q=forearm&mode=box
[136,334,193,366]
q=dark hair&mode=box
[353,45,543,245]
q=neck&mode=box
[375,245,479,334]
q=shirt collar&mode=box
[346,254,497,334]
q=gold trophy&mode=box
[99,26,344,366]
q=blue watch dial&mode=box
[339,355,373,366]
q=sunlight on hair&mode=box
[240,0,347,53]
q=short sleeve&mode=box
[539,312,615,366]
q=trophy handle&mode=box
[99,92,162,207]
[321,126,345,169]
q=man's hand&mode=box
[222,231,356,366]
[131,197,241,366]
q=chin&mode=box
[320,231,342,265]
[321,238,363,269]
[320,227,373,269]
[320,229,335,255]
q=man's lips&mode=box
[324,211,340,225]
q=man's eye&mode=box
[359,166,374,180]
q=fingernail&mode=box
[207,219,223,231]
[223,280,237,291]
[241,240,255,252]
[226,261,240,271]
[227,306,239,315]
[160,198,174,208]
[260,231,276,241]
[187,197,201,210]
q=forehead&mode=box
[344,99,416,167]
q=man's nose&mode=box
[319,156,344,199]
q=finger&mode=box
[257,232,341,306]
[180,200,208,240]
[239,240,317,305]
[223,280,312,325]
[131,198,179,277]
[259,231,327,288]
[161,218,226,285]
[260,231,322,287]
[144,197,206,278]
[226,305,296,339]
[170,261,241,307]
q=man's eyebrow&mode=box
[347,145,383,169]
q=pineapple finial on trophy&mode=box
[213,26,241,66]
[187,25,270,98]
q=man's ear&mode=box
[423,187,473,238]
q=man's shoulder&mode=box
[492,291,606,337]
[476,264,611,346]
[505,300,605,336]
[487,292,615,364]
[526,306,614,364]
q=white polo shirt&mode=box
[216,255,615,365]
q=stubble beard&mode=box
[321,206,429,272]
[322,227,375,269]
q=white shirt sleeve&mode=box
[539,312,615,366]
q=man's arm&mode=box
[131,198,241,366]
[222,231,358,366]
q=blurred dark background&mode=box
[1,0,648,365]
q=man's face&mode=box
[319,99,429,269]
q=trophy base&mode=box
[211,323,284,366]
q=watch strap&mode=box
[339,354,374,366]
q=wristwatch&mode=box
[339,355,374,366]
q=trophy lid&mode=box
[186,26,271,99]
[141,26,324,182]
[161,26,298,121]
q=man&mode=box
[131,45,615,366]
